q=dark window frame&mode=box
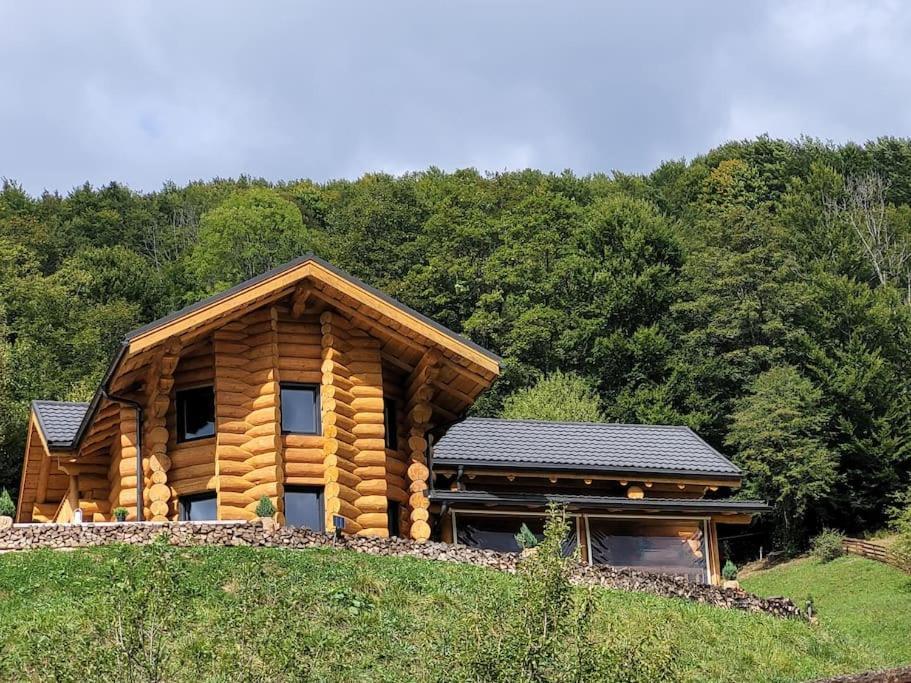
[176,385,216,443]
[280,383,321,435]
[283,485,325,532]
[178,491,217,521]
[384,398,398,450]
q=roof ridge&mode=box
[463,416,690,430]
[32,400,90,407]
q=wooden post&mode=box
[320,311,362,533]
[404,349,440,542]
[145,342,179,521]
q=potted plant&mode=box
[722,559,740,590]
[515,523,540,557]
[256,495,279,532]
[113,507,128,523]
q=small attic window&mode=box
[176,386,215,442]
[281,384,320,434]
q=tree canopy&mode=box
[4,136,911,549]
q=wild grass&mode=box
[0,544,896,682]
[743,554,911,667]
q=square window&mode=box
[176,386,215,442]
[284,487,324,531]
[384,398,398,450]
[281,384,320,434]
[178,492,217,521]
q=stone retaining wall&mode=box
[0,520,804,620]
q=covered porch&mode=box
[431,490,767,584]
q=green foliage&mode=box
[722,560,738,581]
[189,187,314,294]
[501,370,604,422]
[514,522,539,550]
[113,506,128,522]
[727,366,837,551]
[811,529,846,562]
[255,495,276,518]
[461,505,680,683]
[0,488,14,517]
[889,495,911,571]
[4,137,911,550]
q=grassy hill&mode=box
[0,544,901,682]
[743,554,911,667]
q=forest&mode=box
[2,136,911,552]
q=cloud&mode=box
[1,1,909,194]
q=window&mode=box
[281,384,320,434]
[586,517,707,583]
[387,500,400,537]
[384,398,398,450]
[284,487,324,531]
[455,513,578,556]
[176,386,215,442]
[178,492,217,521]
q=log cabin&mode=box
[14,254,766,583]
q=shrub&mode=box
[514,523,539,550]
[0,489,14,517]
[458,504,680,682]
[722,560,738,581]
[890,504,911,571]
[255,496,276,518]
[811,529,845,562]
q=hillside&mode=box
[743,554,911,667]
[5,138,911,552]
[0,544,894,682]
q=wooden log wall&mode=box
[404,350,440,542]
[277,311,324,487]
[118,405,140,520]
[347,327,387,537]
[213,308,284,520]
[143,346,179,521]
[168,341,216,499]
[320,311,362,533]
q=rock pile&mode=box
[0,519,804,620]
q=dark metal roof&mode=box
[125,254,501,364]
[32,401,90,448]
[430,490,769,515]
[432,417,742,479]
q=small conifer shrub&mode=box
[514,523,539,550]
[256,496,276,518]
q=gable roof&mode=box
[55,254,501,453]
[125,254,501,366]
[32,401,89,449]
[432,417,742,480]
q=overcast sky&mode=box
[2,1,910,195]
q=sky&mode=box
[2,0,910,195]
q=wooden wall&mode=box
[277,310,323,489]
[168,340,216,508]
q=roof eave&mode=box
[429,490,769,515]
[431,458,743,481]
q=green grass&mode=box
[743,554,911,667]
[0,544,896,682]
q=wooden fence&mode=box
[842,538,907,571]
